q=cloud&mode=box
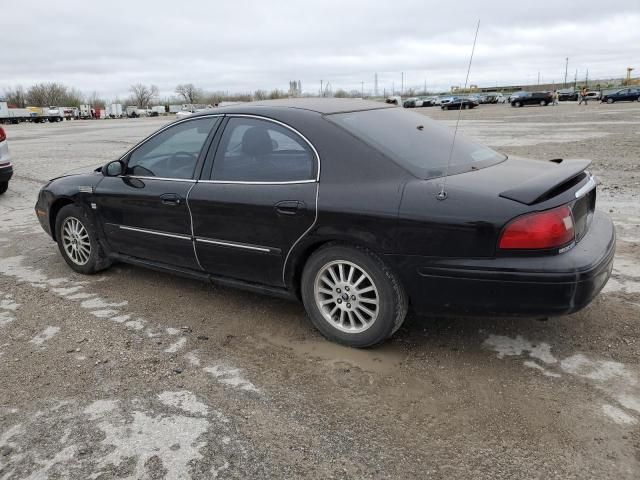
[2,0,639,99]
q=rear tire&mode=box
[0,182,7,195]
[607,98,614,104]
[301,244,408,348]
[55,204,112,274]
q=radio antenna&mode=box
[437,20,481,201]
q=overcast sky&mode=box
[2,0,640,100]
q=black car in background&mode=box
[601,88,640,103]
[441,97,478,110]
[557,89,579,102]
[35,99,614,347]
[510,91,553,107]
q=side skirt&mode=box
[108,253,297,301]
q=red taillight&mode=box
[0,127,6,143]
[499,205,575,250]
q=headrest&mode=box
[241,127,273,157]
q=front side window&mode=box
[212,117,315,182]
[127,117,219,179]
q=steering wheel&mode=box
[166,151,197,177]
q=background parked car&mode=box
[441,96,478,110]
[385,96,402,105]
[403,97,421,108]
[510,91,553,107]
[557,89,579,102]
[0,127,13,194]
[584,91,601,101]
[601,88,640,103]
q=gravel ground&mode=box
[0,101,639,479]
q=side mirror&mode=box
[103,160,124,177]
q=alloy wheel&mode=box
[61,217,91,265]
[314,260,379,333]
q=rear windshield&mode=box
[329,108,506,179]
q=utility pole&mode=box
[574,69,577,89]
[374,73,378,97]
[424,79,427,95]
[361,81,364,98]
[401,72,404,95]
[537,71,540,85]
[320,80,323,97]
[392,81,395,96]
[564,57,569,88]
[585,69,589,87]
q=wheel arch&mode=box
[284,235,388,299]
[48,197,75,241]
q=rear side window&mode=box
[329,108,505,179]
[127,117,218,179]
[212,117,315,182]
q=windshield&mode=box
[328,108,506,179]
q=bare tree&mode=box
[87,91,106,108]
[253,90,268,101]
[175,83,202,104]
[3,86,27,107]
[26,83,49,106]
[129,84,159,107]
[268,89,285,100]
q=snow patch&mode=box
[204,365,260,393]
[483,335,557,364]
[602,404,637,425]
[29,326,60,346]
[185,351,201,367]
[164,337,187,353]
[158,391,209,416]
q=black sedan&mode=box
[441,97,478,110]
[35,99,615,347]
[601,88,640,104]
[510,91,553,107]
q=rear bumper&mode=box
[388,210,615,317]
[0,164,13,183]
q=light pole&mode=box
[564,57,568,88]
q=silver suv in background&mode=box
[0,127,13,194]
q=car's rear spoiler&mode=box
[499,159,592,205]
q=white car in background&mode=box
[176,104,214,119]
[0,126,13,194]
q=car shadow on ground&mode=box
[101,262,622,367]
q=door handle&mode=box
[160,193,182,206]
[275,200,304,215]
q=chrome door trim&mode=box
[186,183,205,270]
[117,225,191,241]
[281,181,319,285]
[117,175,197,183]
[198,179,316,185]
[195,237,275,253]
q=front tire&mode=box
[55,204,111,274]
[0,182,7,195]
[301,244,408,348]
[607,98,614,104]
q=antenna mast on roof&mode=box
[437,20,481,201]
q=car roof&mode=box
[194,98,395,116]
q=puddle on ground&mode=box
[259,334,406,375]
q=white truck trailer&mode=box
[107,104,123,118]
[0,102,36,124]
